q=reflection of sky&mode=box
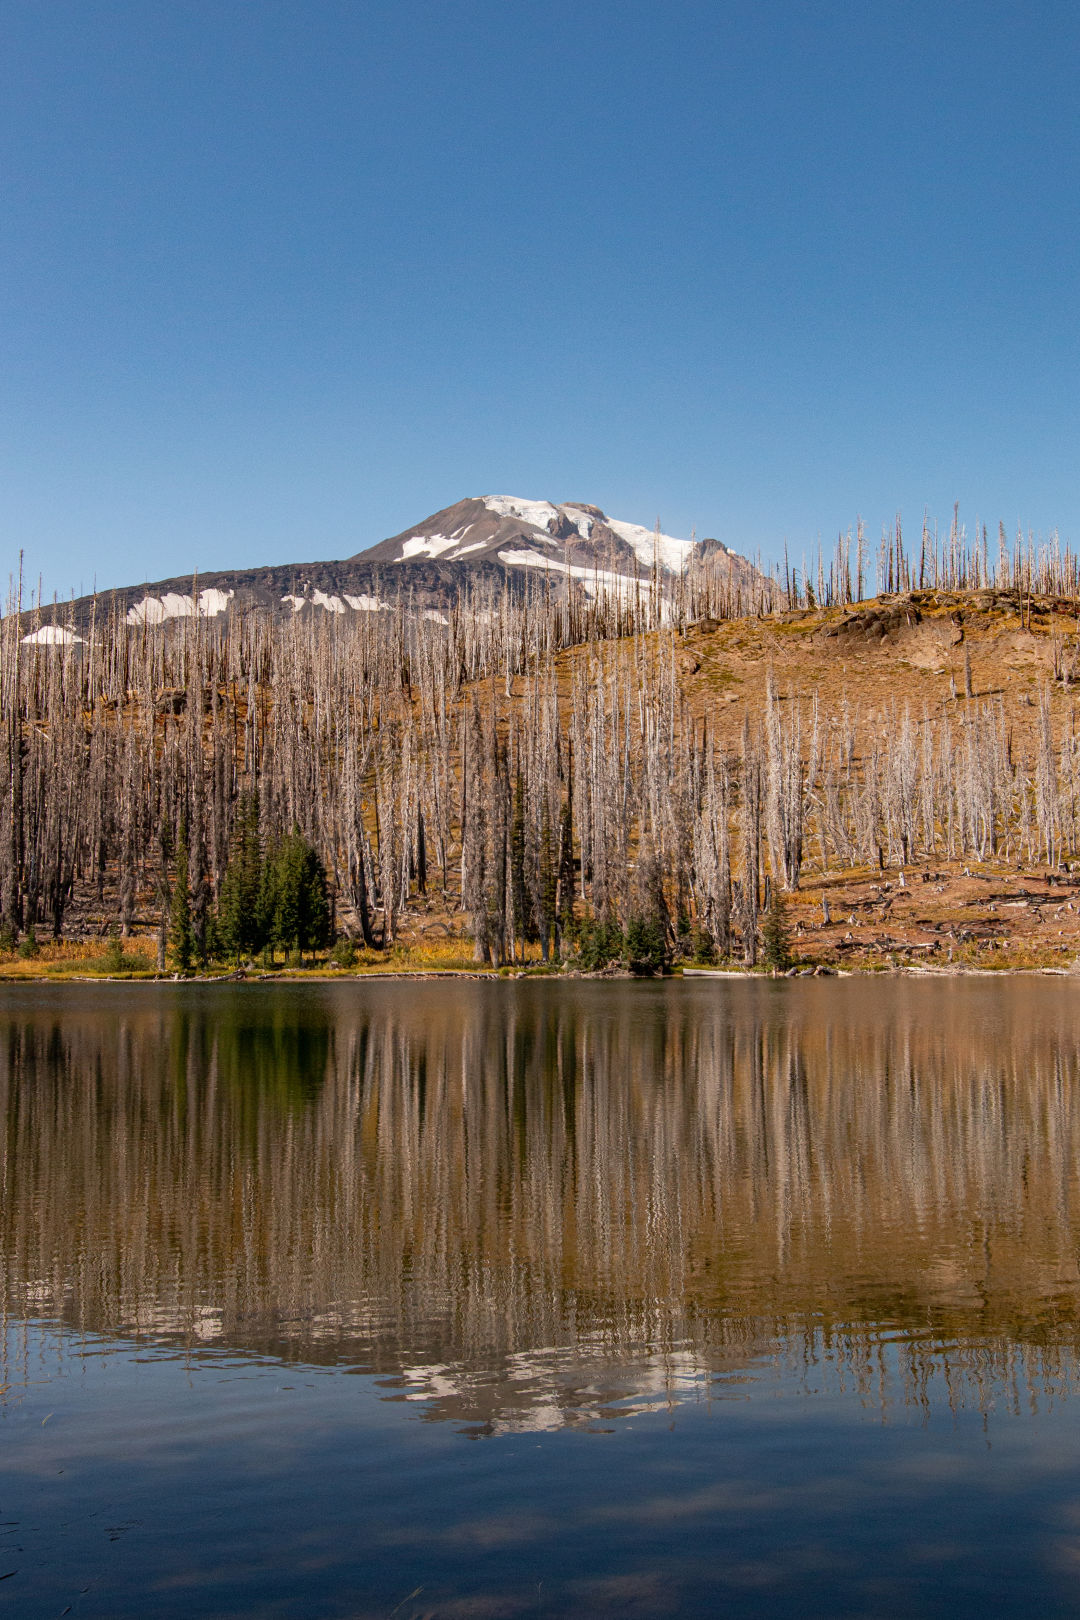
[5,1323,1080,1619]
[12,1312,1072,1443]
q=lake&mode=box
[2,977,1080,1617]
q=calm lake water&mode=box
[3,978,1080,1617]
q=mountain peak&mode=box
[352,495,745,589]
[18,495,759,635]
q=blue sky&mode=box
[2,0,1077,598]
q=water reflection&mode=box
[2,979,1079,1430]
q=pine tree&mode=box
[265,827,331,958]
[216,792,266,961]
[415,809,427,895]
[624,913,668,975]
[555,746,576,957]
[761,880,793,973]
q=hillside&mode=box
[4,573,1080,977]
[647,590,1080,968]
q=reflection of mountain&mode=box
[2,980,1080,1427]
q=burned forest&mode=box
[6,519,1080,974]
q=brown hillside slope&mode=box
[486,590,1080,971]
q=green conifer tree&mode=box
[555,797,575,956]
[216,792,266,961]
[624,914,668,975]
[265,827,331,958]
[761,881,793,973]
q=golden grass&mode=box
[353,937,497,973]
[0,937,158,980]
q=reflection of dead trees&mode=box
[5,987,1080,1412]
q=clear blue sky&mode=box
[2,0,1077,598]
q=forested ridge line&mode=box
[5,570,1080,974]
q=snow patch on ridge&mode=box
[604,518,696,575]
[373,497,706,581]
[483,497,689,566]
[127,588,233,626]
[21,625,84,645]
[497,548,669,614]
[482,495,561,531]
[399,534,461,561]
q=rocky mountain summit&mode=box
[17,496,760,639]
[360,495,753,585]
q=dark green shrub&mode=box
[18,925,40,960]
[578,918,624,971]
[577,919,601,971]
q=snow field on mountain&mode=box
[125,588,233,626]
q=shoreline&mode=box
[0,961,1076,986]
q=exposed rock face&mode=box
[15,495,761,634]
[815,602,963,669]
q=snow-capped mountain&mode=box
[356,495,749,590]
[16,496,759,637]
